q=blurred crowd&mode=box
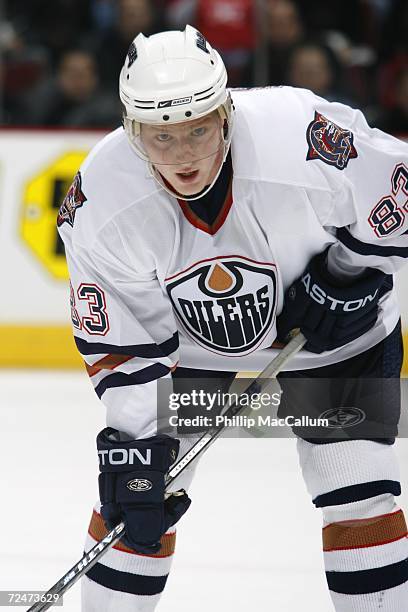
[0,0,407,134]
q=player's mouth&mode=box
[175,169,199,183]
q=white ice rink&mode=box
[1,370,407,611]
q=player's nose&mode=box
[173,139,196,163]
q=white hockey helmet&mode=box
[119,25,234,199]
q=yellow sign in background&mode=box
[0,129,105,367]
[21,151,88,280]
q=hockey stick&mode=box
[27,331,305,611]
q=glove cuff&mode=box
[307,250,387,308]
[97,428,179,473]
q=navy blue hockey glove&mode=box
[97,428,191,554]
[276,249,389,353]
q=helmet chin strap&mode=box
[148,141,230,201]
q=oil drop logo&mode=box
[166,256,277,355]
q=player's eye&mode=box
[192,127,206,137]
[156,133,172,142]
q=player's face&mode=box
[140,112,224,196]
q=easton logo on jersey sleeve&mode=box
[57,171,87,228]
[306,111,358,170]
[166,256,277,356]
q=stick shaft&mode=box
[28,332,305,611]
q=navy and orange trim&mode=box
[337,227,408,258]
[85,510,176,594]
[85,354,178,378]
[85,354,134,377]
[313,480,401,508]
[74,332,179,358]
[88,510,176,558]
[85,562,169,595]
[326,558,408,595]
[176,177,233,235]
[323,509,408,552]
[94,363,171,398]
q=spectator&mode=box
[263,0,304,85]
[294,0,368,47]
[83,0,163,89]
[1,0,405,125]
[377,0,408,113]
[165,0,196,28]
[90,0,117,32]
[21,49,120,128]
[286,41,355,106]
[5,0,92,65]
[166,0,257,87]
[377,66,408,136]
[0,20,48,124]
[379,0,408,61]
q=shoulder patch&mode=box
[306,111,358,170]
[57,171,87,228]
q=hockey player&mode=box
[58,25,408,611]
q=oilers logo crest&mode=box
[306,111,358,170]
[166,256,277,356]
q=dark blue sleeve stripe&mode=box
[74,331,179,358]
[326,558,408,595]
[313,479,401,508]
[86,561,168,595]
[94,363,170,398]
[337,227,408,257]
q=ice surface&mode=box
[1,371,407,611]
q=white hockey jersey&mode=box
[58,87,408,438]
